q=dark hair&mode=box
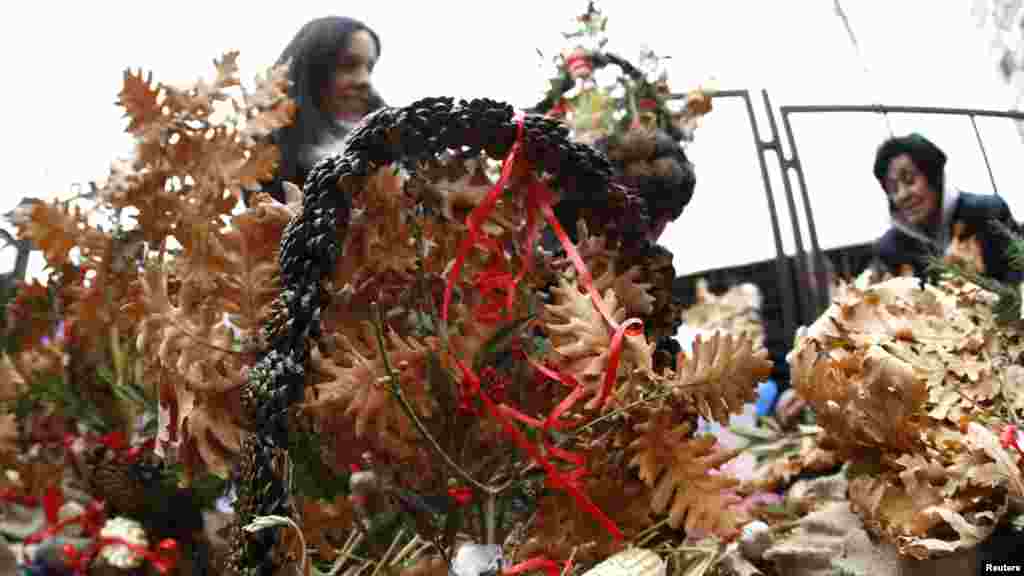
[259,16,385,204]
[872,133,947,198]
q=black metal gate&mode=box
[670,89,1024,344]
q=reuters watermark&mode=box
[985,562,1024,573]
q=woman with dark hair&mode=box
[873,132,1022,283]
[252,16,385,205]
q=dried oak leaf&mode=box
[790,343,927,453]
[417,155,505,226]
[628,410,743,536]
[944,222,986,274]
[332,168,419,291]
[902,506,1002,559]
[851,467,1005,560]
[303,324,433,442]
[667,330,772,425]
[845,428,1011,559]
[591,263,656,319]
[965,422,1024,496]
[848,472,944,545]
[220,192,294,338]
[134,265,241,394]
[117,68,163,135]
[4,279,52,353]
[12,200,108,268]
[298,496,355,562]
[554,221,657,318]
[519,488,622,566]
[544,275,655,409]
[176,382,246,478]
[739,432,838,494]
[1000,364,1024,414]
[241,62,294,138]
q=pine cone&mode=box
[82,447,148,517]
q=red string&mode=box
[6,431,170,570]
[503,555,572,576]
[439,113,649,546]
[62,536,178,575]
[452,357,622,540]
[442,118,526,323]
[1002,424,1023,455]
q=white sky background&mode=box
[0,0,1021,280]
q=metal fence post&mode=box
[670,89,799,347]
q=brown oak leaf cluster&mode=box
[790,276,1024,558]
[11,52,296,480]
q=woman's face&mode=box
[884,153,938,228]
[326,29,377,122]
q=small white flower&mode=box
[99,516,149,569]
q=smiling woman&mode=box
[250,16,386,205]
[872,133,1022,283]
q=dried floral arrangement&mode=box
[0,45,773,576]
[531,1,709,249]
[532,1,712,145]
[787,273,1024,560]
[3,52,295,574]
[228,95,773,574]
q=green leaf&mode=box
[189,472,230,510]
[443,501,464,552]
[529,335,551,357]
[96,365,114,386]
[244,514,295,533]
[1010,512,1024,532]
[288,426,349,501]
[728,425,780,442]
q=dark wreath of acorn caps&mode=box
[228,96,642,576]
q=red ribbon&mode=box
[58,432,155,465]
[43,484,63,526]
[503,556,572,576]
[62,536,178,575]
[439,114,647,544]
[0,488,38,508]
[454,357,621,540]
[8,432,164,567]
[638,98,658,112]
[442,117,525,323]
[24,500,106,546]
[1002,424,1023,455]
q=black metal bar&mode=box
[780,106,829,316]
[739,91,796,347]
[780,103,1024,120]
[667,89,797,345]
[970,115,1000,196]
[761,91,812,326]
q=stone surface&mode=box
[763,501,901,576]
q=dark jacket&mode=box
[877,191,1023,284]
